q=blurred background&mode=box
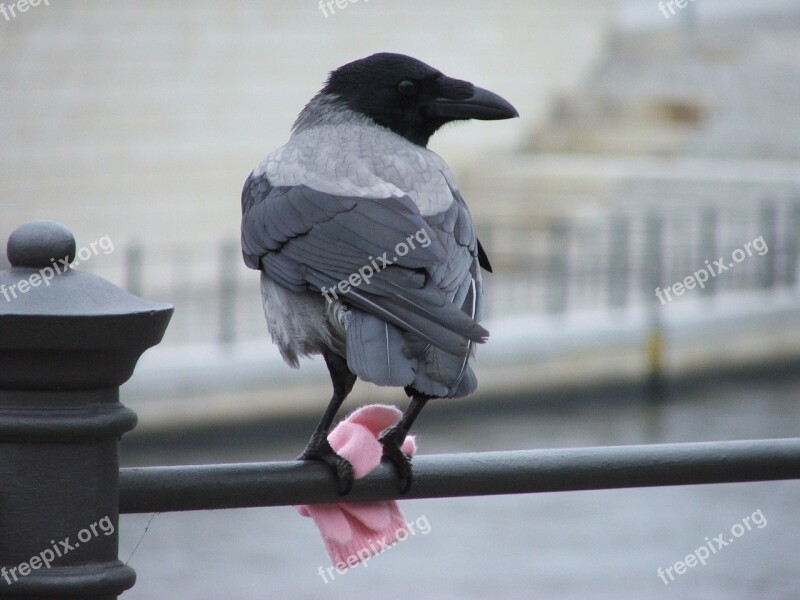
[2,0,799,598]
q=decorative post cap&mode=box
[7,220,77,269]
[0,221,173,389]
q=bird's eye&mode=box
[397,80,419,97]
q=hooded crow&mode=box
[241,53,518,494]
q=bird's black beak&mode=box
[425,82,519,121]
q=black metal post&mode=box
[0,221,172,599]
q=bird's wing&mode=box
[393,185,484,396]
[241,173,488,357]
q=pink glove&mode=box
[296,404,416,568]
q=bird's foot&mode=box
[379,426,413,495]
[298,436,354,496]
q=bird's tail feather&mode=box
[408,342,478,398]
[344,288,473,356]
[345,311,479,398]
[346,312,415,387]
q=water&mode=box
[119,374,800,599]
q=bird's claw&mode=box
[379,427,413,494]
[298,437,355,496]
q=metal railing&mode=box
[1,220,799,599]
[119,439,800,513]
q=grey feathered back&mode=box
[241,105,487,398]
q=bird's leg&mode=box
[298,352,357,495]
[379,394,430,494]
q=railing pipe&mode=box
[120,437,800,514]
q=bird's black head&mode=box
[320,53,518,147]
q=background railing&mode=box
[67,195,800,347]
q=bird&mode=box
[241,52,518,495]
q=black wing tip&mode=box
[471,325,490,344]
[477,238,493,273]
